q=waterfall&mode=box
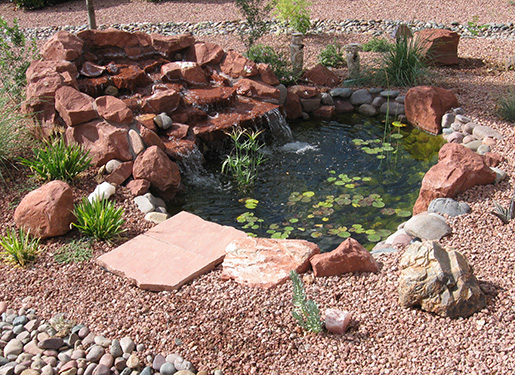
[177,145,220,187]
[263,108,293,142]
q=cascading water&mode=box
[177,145,220,187]
[262,108,293,142]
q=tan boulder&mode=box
[302,63,341,87]
[151,33,195,58]
[65,120,132,166]
[310,238,379,277]
[234,78,280,103]
[55,86,97,127]
[14,181,75,239]
[132,145,181,197]
[221,238,320,288]
[413,143,496,214]
[415,29,460,65]
[41,30,84,61]
[95,96,134,124]
[185,42,225,66]
[220,50,259,78]
[405,86,459,135]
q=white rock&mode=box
[473,125,503,140]
[325,309,352,335]
[133,196,155,214]
[119,337,135,355]
[441,113,454,128]
[143,193,166,209]
[491,167,507,184]
[105,159,122,174]
[153,113,172,130]
[144,212,169,224]
[88,182,116,203]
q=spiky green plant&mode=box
[290,270,323,334]
[20,137,92,183]
[362,37,393,52]
[0,228,40,267]
[72,197,125,242]
[497,87,515,123]
[491,190,515,224]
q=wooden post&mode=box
[86,0,97,29]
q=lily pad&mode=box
[396,209,412,217]
[367,233,382,242]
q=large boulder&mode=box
[403,212,452,241]
[221,238,320,288]
[220,50,259,78]
[14,181,75,239]
[283,90,303,120]
[55,86,97,126]
[151,33,195,58]
[234,78,280,103]
[405,86,459,135]
[302,63,341,87]
[398,240,486,318]
[95,96,134,124]
[132,146,181,198]
[415,29,460,65]
[309,238,379,277]
[185,42,225,66]
[141,89,181,114]
[413,143,496,214]
[40,30,84,61]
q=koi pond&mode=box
[172,113,445,251]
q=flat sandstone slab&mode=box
[97,211,248,291]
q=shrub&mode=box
[54,238,92,264]
[235,0,274,51]
[0,227,40,267]
[72,197,125,242]
[498,87,515,122]
[290,270,323,333]
[318,42,345,68]
[374,37,430,87]
[362,37,393,52]
[0,17,39,102]
[273,0,311,34]
[20,137,92,183]
[246,44,300,85]
[10,0,69,10]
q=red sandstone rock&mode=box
[136,122,165,150]
[234,78,280,103]
[166,123,190,140]
[413,143,497,214]
[111,65,150,91]
[415,29,460,65]
[314,105,336,118]
[310,238,379,277]
[325,309,352,335]
[484,152,503,167]
[183,87,236,108]
[41,30,84,61]
[80,61,105,78]
[26,60,78,84]
[302,64,341,87]
[141,89,180,114]
[283,91,303,120]
[160,62,182,81]
[257,63,280,86]
[127,179,151,195]
[132,145,181,196]
[288,85,320,99]
[404,86,459,135]
[65,120,132,166]
[220,50,259,78]
[55,86,97,126]
[95,96,134,124]
[136,114,159,133]
[78,28,151,49]
[185,42,225,66]
[105,161,134,185]
[14,181,75,239]
[221,238,320,288]
[171,107,208,124]
[151,33,195,58]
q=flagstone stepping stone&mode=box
[97,211,248,291]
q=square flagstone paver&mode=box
[96,211,248,291]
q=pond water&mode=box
[171,113,445,251]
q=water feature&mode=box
[170,113,444,251]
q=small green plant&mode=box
[0,17,39,102]
[246,44,300,85]
[290,270,323,334]
[491,190,515,224]
[72,197,126,242]
[273,0,311,34]
[235,0,275,50]
[466,15,488,36]
[54,239,93,264]
[0,228,40,267]
[362,37,393,52]
[497,87,515,122]
[222,127,266,190]
[20,137,92,183]
[318,42,345,68]
[374,36,430,87]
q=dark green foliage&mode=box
[235,0,274,50]
[497,87,515,123]
[9,0,70,10]
[246,44,300,85]
[72,197,126,242]
[20,138,92,183]
[362,37,393,52]
[274,0,311,34]
[0,228,40,267]
[318,42,345,68]
[290,270,323,333]
[491,189,515,224]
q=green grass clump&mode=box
[72,197,125,242]
[0,228,40,267]
[54,239,93,264]
[20,138,92,183]
[318,42,345,68]
[290,270,323,334]
[362,37,393,52]
[246,44,300,85]
[498,88,515,123]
